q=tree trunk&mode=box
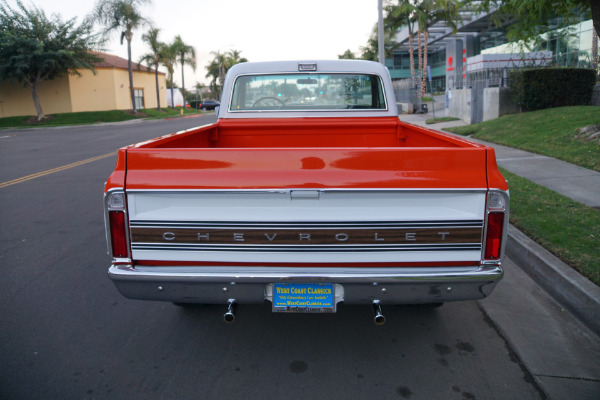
[592,27,598,71]
[181,59,186,108]
[170,82,174,108]
[154,62,161,111]
[422,30,429,100]
[409,32,415,101]
[126,34,136,113]
[31,78,45,122]
[417,29,423,109]
[591,0,600,38]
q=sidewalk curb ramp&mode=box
[506,224,600,336]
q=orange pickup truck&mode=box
[104,60,508,324]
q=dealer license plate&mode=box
[272,283,335,313]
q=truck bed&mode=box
[120,117,501,191]
[140,117,472,148]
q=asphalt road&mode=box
[0,116,549,399]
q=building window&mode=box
[134,89,144,109]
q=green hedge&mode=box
[509,68,596,110]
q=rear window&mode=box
[230,73,387,112]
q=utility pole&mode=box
[378,0,384,65]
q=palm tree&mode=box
[159,41,177,108]
[172,35,196,108]
[92,0,150,113]
[205,49,247,99]
[138,27,163,111]
[386,2,417,96]
[414,0,461,99]
[226,50,248,66]
[386,0,461,105]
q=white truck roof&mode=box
[218,60,398,119]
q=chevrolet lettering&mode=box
[104,60,509,324]
[153,231,456,243]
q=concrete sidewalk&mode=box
[400,112,600,329]
[401,109,600,399]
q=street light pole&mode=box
[378,0,385,66]
[218,49,223,100]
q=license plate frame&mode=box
[272,283,336,313]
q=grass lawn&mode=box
[0,107,207,129]
[502,168,600,285]
[446,106,600,172]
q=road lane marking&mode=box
[0,151,117,189]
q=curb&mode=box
[164,113,209,121]
[506,224,600,336]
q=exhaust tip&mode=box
[224,312,235,323]
[372,300,385,326]
[224,299,236,323]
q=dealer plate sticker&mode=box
[272,283,335,313]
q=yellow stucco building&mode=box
[0,52,167,118]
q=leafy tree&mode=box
[186,82,204,106]
[338,49,357,59]
[0,0,102,121]
[172,35,196,108]
[92,0,150,113]
[464,0,596,42]
[138,27,164,111]
[359,28,398,61]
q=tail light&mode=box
[105,191,130,260]
[483,191,509,262]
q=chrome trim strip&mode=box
[129,220,484,229]
[109,265,502,283]
[131,244,482,252]
[124,188,489,194]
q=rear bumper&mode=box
[109,264,503,305]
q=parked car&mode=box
[199,100,220,111]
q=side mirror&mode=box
[215,106,220,117]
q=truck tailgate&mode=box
[123,147,489,265]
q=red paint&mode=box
[123,148,488,190]
[112,117,500,190]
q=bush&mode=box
[509,68,596,110]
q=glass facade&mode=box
[389,18,598,91]
[482,20,597,68]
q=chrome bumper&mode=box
[108,264,503,305]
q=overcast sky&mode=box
[7,0,378,87]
